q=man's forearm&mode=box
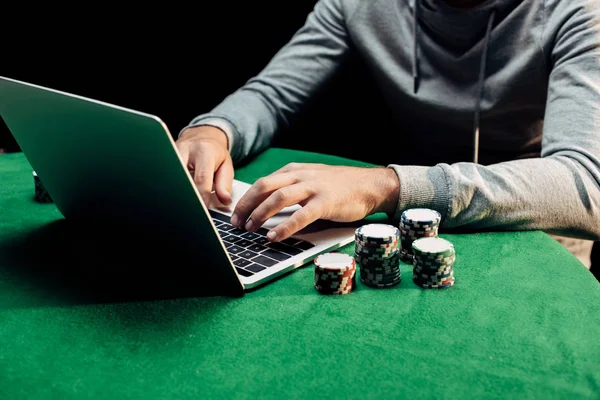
[388,156,600,240]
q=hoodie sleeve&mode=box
[181,0,355,164]
[388,0,600,240]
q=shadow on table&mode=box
[0,219,244,309]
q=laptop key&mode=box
[257,227,270,236]
[245,263,266,273]
[220,224,239,232]
[235,239,254,248]
[222,234,243,244]
[247,243,267,253]
[226,245,246,254]
[281,237,301,246]
[252,255,278,268]
[233,258,252,268]
[230,227,246,236]
[266,242,302,256]
[261,248,291,261]
[295,240,315,250]
[254,237,269,245]
[241,231,260,240]
[239,250,259,260]
[235,267,253,277]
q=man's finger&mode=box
[192,152,217,207]
[271,162,301,175]
[266,203,321,242]
[175,142,190,173]
[244,183,313,232]
[231,172,298,227]
[214,159,234,205]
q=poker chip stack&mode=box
[399,208,441,262]
[354,224,401,288]
[412,237,456,289]
[33,171,53,203]
[313,252,357,295]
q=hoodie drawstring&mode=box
[412,0,421,94]
[472,8,496,164]
[411,2,497,164]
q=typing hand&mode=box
[230,162,400,242]
[175,126,234,207]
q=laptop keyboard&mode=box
[210,210,315,277]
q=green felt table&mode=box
[0,148,599,399]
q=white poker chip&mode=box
[412,237,454,255]
[314,252,355,271]
[401,208,441,224]
[355,224,399,240]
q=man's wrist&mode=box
[180,125,229,150]
[372,167,400,216]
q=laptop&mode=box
[0,75,357,295]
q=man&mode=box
[175,0,600,268]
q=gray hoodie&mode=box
[183,0,600,241]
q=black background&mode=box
[0,2,597,276]
[0,2,395,163]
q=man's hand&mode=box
[175,126,234,207]
[231,163,400,242]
